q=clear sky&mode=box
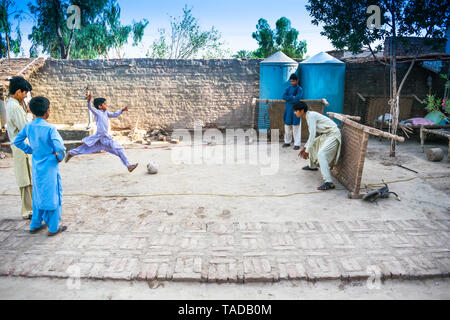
[16,0,335,58]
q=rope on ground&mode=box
[1,175,449,199]
[363,174,450,190]
[0,190,326,198]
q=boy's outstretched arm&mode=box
[14,126,32,154]
[50,127,66,162]
[87,101,101,115]
[107,107,127,118]
[85,92,101,116]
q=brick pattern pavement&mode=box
[0,218,449,283]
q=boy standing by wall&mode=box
[282,73,303,150]
[5,76,34,219]
[14,97,67,236]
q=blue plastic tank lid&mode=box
[261,51,298,64]
[300,51,344,64]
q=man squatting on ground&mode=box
[5,76,34,219]
[65,92,138,173]
[14,96,68,236]
[282,73,303,150]
[293,101,342,191]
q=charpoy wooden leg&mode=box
[420,126,425,153]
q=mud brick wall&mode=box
[27,58,260,130]
[343,61,448,121]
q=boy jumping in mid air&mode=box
[65,92,138,172]
[14,97,67,236]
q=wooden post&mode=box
[420,126,425,153]
[327,112,404,142]
[421,126,450,162]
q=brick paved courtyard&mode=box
[0,217,449,282]
[0,140,449,284]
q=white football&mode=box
[147,162,158,174]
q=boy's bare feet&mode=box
[65,154,73,163]
[128,163,139,172]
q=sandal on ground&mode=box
[48,225,67,237]
[128,163,139,173]
[302,166,318,171]
[29,224,46,234]
[65,154,72,163]
[317,182,335,191]
[282,143,291,148]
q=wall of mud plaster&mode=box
[28,58,261,130]
[27,58,446,131]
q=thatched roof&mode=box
[383,37,446,57]
[343,52,450,64]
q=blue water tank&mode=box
[259,51,298,130]
[299,52,345,121]
[446,29,450,54]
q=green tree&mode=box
[232,50,255,59]
[306,0,449,156]
[0,0,23,58]
[28,0,148,59]
[100,1,148,59]
[147,5,227,59]
[251,17,307,59]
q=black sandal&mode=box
[48,225,67,237]
[302,166,318,171]
[128,163,139,173]
[317,182,335,190]
[29,225,46,234]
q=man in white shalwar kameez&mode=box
[293,101,341,191]
[5,76,34,218]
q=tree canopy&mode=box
[28,0,148,59]
[0,0,23,58]
[306,0,449,55]
[148,5,228,59]
[248,17,307,59]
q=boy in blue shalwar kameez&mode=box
[14,97,67,236]
[282,73,303,150]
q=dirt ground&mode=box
[0,276,449,300]
[0,135,449,299]
[1,136,449,223]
